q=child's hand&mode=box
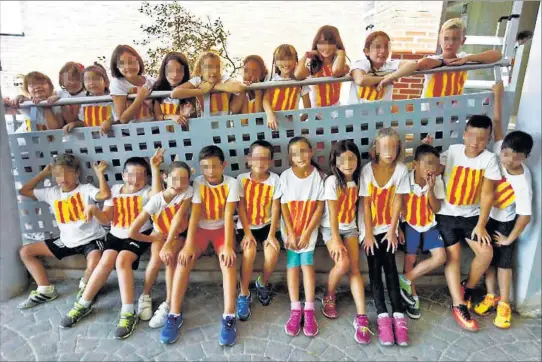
[47,95,60,105]
[92,160,108,174]
[31,96,45,104]
[492,81,504,96]
[300,113,308,122]
[398,228,406,245]
[160,243,175,266]
[199,81,214,94]
[335,49,346,58]
[471,224,491,246]
[5,95,27,108]
[136,84,153,100]
[179,244,196,266]
[297,232,310,250]
[264,235,281,253]
[304,50,320,59]
[150,147,165,169]
[493,231,513,247]
[41,163,53,175]
[425,173,436,190]
[170,114,188,127]
[382,229,398,253]
[421,135,434,145]
[267,113,279,130]
[63,122,76,134]
[219,247,236,268]
[100,120,112,135]
[181,103,194,117]
[328,238,346,263]
[362,234,378,255]
[285,233,297,250]
[241,232,256,251]
[377,74,396,91]
[84,204,97,223]
[443,57,469,66]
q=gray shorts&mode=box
[320,227,359,243]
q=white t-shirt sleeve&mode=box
[279,174,288,204]
[324,177,338,201]
[189,77,202,87]
[142,194,161,215]
[387,59,401,72]
[81,184,100,202]
[316,175,326,201]
[396,165,411,194]
[350,58,371,74]
[109,78,130,96]
[33,187,55,204]
[301,85,310,97]
[227,179,240,203]
[191,179,202,204]
[272,174,282,200]
[434,176,446,199]
[484,153,502,181]
[440,150,449,166]
[359,165,371,197]
[237,176,246,198]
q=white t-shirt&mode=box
[104,184,152,239]
[308,64,341,107]
[15,106,62,133]
[110,75,155,121]
[34,184,106,248]
[348,58,400,104]
[268,73,310,111]
[358,162,410,240]
[438,144,502,218]
[56,89,87,98]
[143,187,193,234]
[321,175,359,231]
[189,75,232,116]
[280,168,325,253]
[421,52,469,98]
[236,172,282,230]
[490,140,533,222]
[403,170,446,233]
[192,175,240,230]
[78,102,117,127]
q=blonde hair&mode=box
[23,72,54,97]
[193,51,222,77]
[441,18,466,36]
[271,44,298,76]
[369,127,404,163]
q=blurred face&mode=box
[166,59,185,87]
[167,167,190,193]
[415,153,440,179]
[83,71,106,96]
[62,72,83,94]
[27,79,53,100]
[275,56,296,77]
[376,136,398,165]
[365,36,390,68]
[289,141,313,169]
[201,57,221,84]
[439,29,465,57]
[117,51,140,78]
[200,156,225,184]
[53,166,79,192]
[336,150,358,178]
[248,146,272,174]
[316,37,337,59]
[500,148,526,171]
[463,126,491,156]
[244,60,261,83]
[122,164,147,191]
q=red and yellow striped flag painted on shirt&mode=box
[493,177,515,209]
[287,200,318,237]
[201,184,229,221]
[424,71,468,97]
[271,86,301,111]
[446,166,484,206]
[160,103,179,116]
[112,196,143,228]
[358,86,385,101]
[337,186,358,224]
[314,65,340,107]
[197,93,230,115]
[152,204,182,234]
[242,179,274,226]
[54,193,85,224]
[83,105,112,127]
[405,193,434,227]
[368,184,396,227]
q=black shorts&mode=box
[236,224,279,252]
[487,217,516,269]
[45,237,104,260]
[103,229,152,270]
[435,214,479,247]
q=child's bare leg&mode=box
[484,266,497,295]
[219,248,238,315]
[403,254,418,296]
[81,250,118,301]
[262,243,280,285]
[169,251,200,315]
[142,238,164,295]
[116,251,138,306]
[498,268,512,302]
[405,248,447,296]
[345,236,366,315]
[465,239,493,290]
[165,238,183,304]
[444,243,465,306]
[83,250,102,284]
[325,241,350,296]
[287,267,300,302]
[301,264,316,303]
[19,242,55,286]
[240,243,256,296]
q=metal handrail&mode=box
[13,60,509,108]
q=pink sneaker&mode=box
[322,295,338,319]
[377,313,394,346]
[393,313,410,346]
[303,309,319,337]
[353,314,373,344]
[285,309,302,336]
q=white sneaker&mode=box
[149,301,169,328]
[137,294,153,321]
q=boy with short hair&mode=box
[473,82,533,329]
[160,145,239,346]
[18,154,110,308]
[236,140,282,320]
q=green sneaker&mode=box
[405,298,421,319]
[114,312,139,340]
[60,302,93,328]
[17,289,58,309]
[399,274,415,306]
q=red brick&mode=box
[393,53,425,60]
[394,82,409,89]
[401,76,424,83]
[399,88,422,95]
[393,37,414,42]
[409,83,424,89]
[392,94,409,100]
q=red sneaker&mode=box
[321,295,338,319]
[451,304,479,332]
[285,309,302,336]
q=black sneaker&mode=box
[60,302,93,328]
[114,312,139,340]
[255,276,272,306]
[18,289,58,309]
[405,298,421,319]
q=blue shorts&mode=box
[404,224,444,255]
[286,250,314,268]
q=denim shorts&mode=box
[320,226,359,242]
[286,249,314,268]
[404,224,444,255]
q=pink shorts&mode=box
[194,226,225,253]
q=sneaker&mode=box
[393,313,410,347]
[236,293,252,321]
[160,314,184,344]
[303,309,319,337]
[114,312,139,339]
[219,316,237,346]
[17,289,58,309]
[285,309,302,336]
[474,294,500,316]
[405,298,421,319]
[255,276,272,306]
[321,294,338,319]
[377,313,394,346]
[353,314,373,344]
[494,302,512,329]
[76,278,86,301]
[137,294,153,321]
[451,304,479,332]
[399,274,416,306]
[149,302,170,329]
[59,302,93,328]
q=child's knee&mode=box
[116,254,135,270]
[243,244,257,261]
[336,256,350,275]
[19,245,30,259]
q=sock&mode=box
[304,301,315,311]
[291,301,302,310]
[413,295,419,301]
[256,276,266,287]
[377,312,389,318]
[170,313,181,317]
[79,278,86,289]
[78,298,91,308]
[223,313,235,319]
[37,285,54,294]
[239,291,249,298]
[393,312,405,319]
[121,304,134,314]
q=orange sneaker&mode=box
[474,294,500,316]
[451,304,479,332]
[494,302,512,329]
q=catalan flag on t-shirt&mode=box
[160,103,179,116]
[152,204,182,234]
[270,86,301,111]
[405,193,434,227]
[494,177,515,209]
[83,105,112,127]
[357,86,385,101]
[368,184,396,227]
[197,93,230,115]
[337,186,358,224]
[54,193,85,224]
[112,196,143,228]
[314,65,340,107]
[424,71,468,98]
[287,200,318,237]
[242,179,274,226]
[201,184,229,221]
[446,166,484,206]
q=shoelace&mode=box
[457,305,472,321]
[224,318,235,330]
[238,296,249,308]
[323,296,336,307]
[67,303,84,318]
[289,310,302,324]
[359,326,375,336]
[498,304,511,319]
[119,313,133,328]
[395,319,408,331]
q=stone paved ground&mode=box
[1,280,540,361]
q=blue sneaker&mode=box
[219,316,237,346]
[236,293,252,321]
[160,313,183,344]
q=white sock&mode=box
[413,296,419,301]
[121,304,134,314]
[393,312,405,318]
[78,298,91,308]
[223,313,235,319]
[170,313,181,317]
[377,312,389,318]
[37,285,54,294]
[79,278,86,289]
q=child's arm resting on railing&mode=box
[213,79,247,94]
[445,50,502,66]
[377,60,418,90]
[171,81,213,99]
[417,57,445,71]
[19,164,53,199]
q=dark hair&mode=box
[23,72,54,97]
[414,144,440,161]
[517,30,533,42]
[59,62,85,93]
[363,31,391,74]
[466,114,493,133]
[123,157,150,175]
[502,130,533,157]
[243,55,268,82]
[287,136,324,175]
[199,145,225,163]
[309,25,346,75]
[110,45,145,79]
[249,140,274,159]
[84,62,110,94]
[329,140,361,191]
[167,161,191,175]
[53,154,81,173]
[153,52,191,91]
